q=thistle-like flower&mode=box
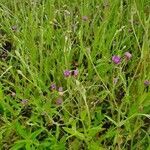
[56,98,63,105]
[64,70,71,77]
[112,56,121,64]
[51,83,56,90]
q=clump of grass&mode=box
[0,0,150,149]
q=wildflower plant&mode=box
[0,0,149,150]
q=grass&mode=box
[0,0,150,149]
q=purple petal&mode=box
[64,70,71,77]
[112,55,121,64]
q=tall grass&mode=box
[0,0,150,149]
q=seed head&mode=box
[124,52,132,60]
[11,92,16,97]
[74,69,78,77]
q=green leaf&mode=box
[25,142,31,150]
[105,115,118,126]
[63,127,76,135]
[80,109,87,121]
[96,62,111,77]
[63,127,85,140]
[40,141,51,147]
[30,128,44,140]
[14,122,28,139]
[74,130,85,140]
[88,141,106,150]
[88,125,103,137]
[10,140,26,150]
[69,139,81,150]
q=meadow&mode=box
[0,0,150,149]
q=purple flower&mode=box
[64,70,71,77]
[58,87,63,96]
[82,16,88,21]
[124,52,132,60]
[58,87,63,92]
[112,55,121,64]
[51,83,56,90]
[56,98,63,105]
[144,80,150,86]
[73,69,78,77]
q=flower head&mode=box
[112,55,121,64]
[51,83,56,90]
[58,87,63,92]
[144,80,150,86]
[124,52,132,60]
[56,98,63,105]
[73,69,78,77]
[64,70,71,77]
[58,87,63,96]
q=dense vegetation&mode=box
[0,0,150,149]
